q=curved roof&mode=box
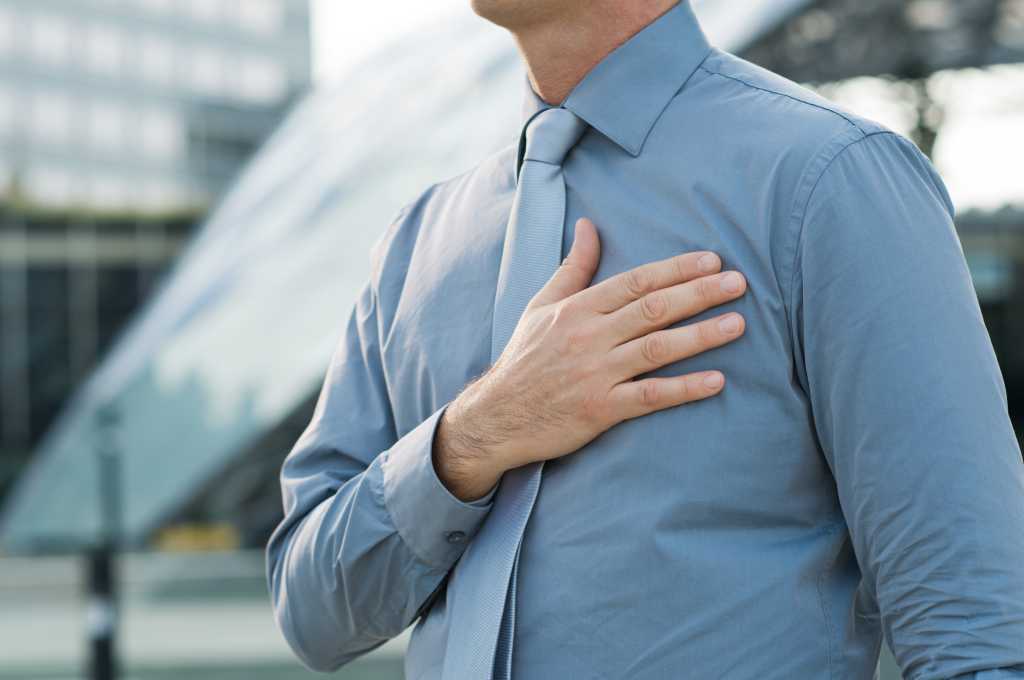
[0,1,814,551]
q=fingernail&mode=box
[718,314,740,333]
[703,372,724,389]
[720,272,742,294]
[698,253,719,272]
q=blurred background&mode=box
[0,1,1021,678]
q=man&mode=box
[266,1,1024,678]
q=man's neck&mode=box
[511,0,681,105]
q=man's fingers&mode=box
[532,217,601,307]
[603,270,747,344]
[576,248,722,314]
[608,370,726,420]
[606,312,746,380]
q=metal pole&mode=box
[87,546,116,680]
[87,403,122,680]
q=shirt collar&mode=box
[517,0,712,171]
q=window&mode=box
[84,23,124,76]
[90,173,130,210]
[138,108,184,160]
[88,102,126,152]
[137,35,176,85]
[66,168,89,206]
[30,91,73,145]
[237,0,282,35]
[238,57,287,103]
[29,13,71,66]
[188,46,226,95]
[0,85,15,136]
[135,0,174,14]
[26,164,73,207]
[0,7,18,57]
[140,178,189,211]
[185,0,223,25]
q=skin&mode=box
[435,219,747,500]
[434,1,748,501]
[470,0,681,104]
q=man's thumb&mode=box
[532,217,600,307]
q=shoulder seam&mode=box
[787,130,902,302]
[697,65,870,134]
[781,128,901,387]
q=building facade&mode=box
[0,0,311,497]
[0,0,310,212]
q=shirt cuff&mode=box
[380,401,495,568]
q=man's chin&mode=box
[469,0,515,26]
[469,0,564,30]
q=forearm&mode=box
[432,378,506,502]
[267,404,494,672]
[267,455,409,671]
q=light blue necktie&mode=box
[441,106,588,680]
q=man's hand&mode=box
[433,216,747,501]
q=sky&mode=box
[312,0,470,84]
[310,2,1023,212]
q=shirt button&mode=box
[446,530,466,544]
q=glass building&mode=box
[0,0,311,212]
[0,0,312,501]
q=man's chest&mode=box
[381,151,836,511]
[391,162,847,677]
[380,164,801,448]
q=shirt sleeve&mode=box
[265,231,495,672]
[791,130,1024,680]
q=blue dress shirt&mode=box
[266,2,1024,678]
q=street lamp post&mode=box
[87,403,122,680]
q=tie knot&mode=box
[523,107,587,167]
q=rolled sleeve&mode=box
[381,401,495,568]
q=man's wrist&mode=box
[432,392,505,502]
